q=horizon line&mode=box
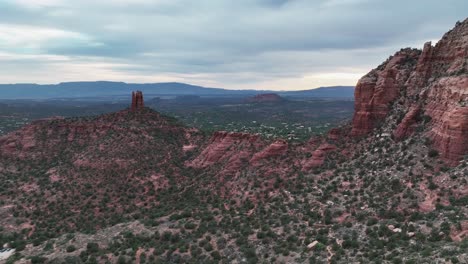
[0,81,355,92]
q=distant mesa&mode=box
[131,91,144,111]
[246,93,284,103]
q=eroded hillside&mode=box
[0,19,467,264]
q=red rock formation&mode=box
[250,140,288,166]
[327,128,342,141]
[351,19,468,164]
[422,20,468,164]
[186,132,294,176]
[405,42,434,96]
[303,143,337,170]
[450,220,468,242]
[393,105,421,140]
[350,48,420,136]
[187,131,262,170]
[247,93,284,103]
[427,98,468,164]
[131,91,145,111]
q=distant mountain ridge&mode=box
[0,81,354,99]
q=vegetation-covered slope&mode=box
[0,19,467,264]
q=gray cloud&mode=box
[0,0,466,89]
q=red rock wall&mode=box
[187,131,262,170]
[425,77,468,164]
[302,143,337,170]
[351,49,420,136]
[351,19,468,164]
[250,140,288,166]
[422,20,468,164]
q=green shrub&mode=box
[428,149,439,158]
[86,242,99,253]
[184,222,197,230]
[367,218,378,226]
[30,256,47,264]
[66,245,76,252]
[211,251,221,260]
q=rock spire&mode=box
[131,91,144,111]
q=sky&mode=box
[0,0,467,90]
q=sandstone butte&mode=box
[246,93,284,103]
[351,19,468,165]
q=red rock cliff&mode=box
[350,48,421,136]
[187,131,262,171]
[423,20,468,164]
[351,19,468,164]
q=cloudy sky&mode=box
[0,0,466,90]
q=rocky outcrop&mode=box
[393,105,421,140]
[0,124,38,159]
[327,128,345,141]
[404,42,434,96]
[131,91,145,111]
[450,220,468,242]
[351,19,468,164]
[350,48,420,136]
[303,143,337,170]
[250,140,288,166]
[426,92,468,164]
[422,19,468,164]
[187,131,262,169]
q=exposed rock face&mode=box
[427,96,468,164]
[450,220,468,242]
[188,127,347,179]
[422,20,468,164]
[0,124,39,159]
[247,93,284,103]
[351,19,468,164]
[187,131,262,171]
[405,42,434,96]
[350,48,420,136]
[327,128,344,141]
[393,105,421,140]
[131,91,145,111]
[250,140,288,166]
[303,143,337,170]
